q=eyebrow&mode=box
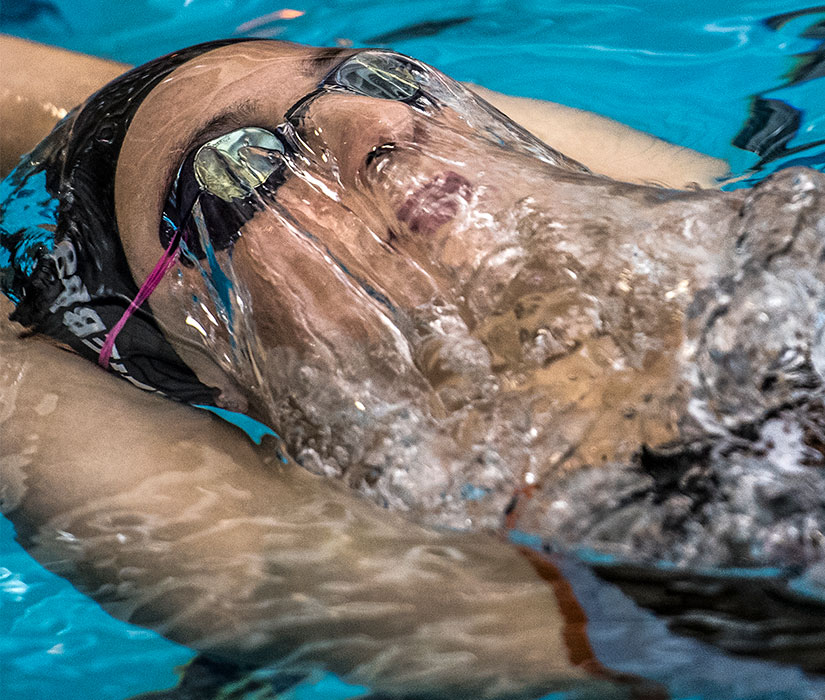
[173,49,352,180]
[181,100,261,155]
[184,49,352,152]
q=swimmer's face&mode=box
[114,41,583,410]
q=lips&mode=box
[396,171,473,236]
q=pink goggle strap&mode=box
[98,233,181,368]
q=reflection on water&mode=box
[731,7,825,186]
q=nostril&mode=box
[275,122,304,153]
[366,142,396,168]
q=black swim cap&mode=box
[0,39,259,403]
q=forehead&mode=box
[150,41,350,106]
[122,40,354,161]
[115,41,356,279]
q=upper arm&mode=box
[464,82,729,190]
[0,35,127,176]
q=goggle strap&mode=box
[98,227,182,368]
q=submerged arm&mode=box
[0,296,601,697]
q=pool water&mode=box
[2,2,825,699]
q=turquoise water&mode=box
[2,2,825,698]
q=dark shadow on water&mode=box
[592,563,825,675]
[129,656,306,700]
[731,8,825,180]
[365,17,473,45]
[0,0,61,25]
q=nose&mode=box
[294,92,415,187]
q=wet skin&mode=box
[0,41,674,691]
[109,41,825,571]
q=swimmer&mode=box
[0,37,713,698]
[5,36,820,569]
[3,35,825,564]
[2,35,825,683]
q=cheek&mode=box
[232,214,396,353]
[247,181,438,310]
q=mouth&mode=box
[396,171,473,237]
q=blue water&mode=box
[2,2,825,699]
